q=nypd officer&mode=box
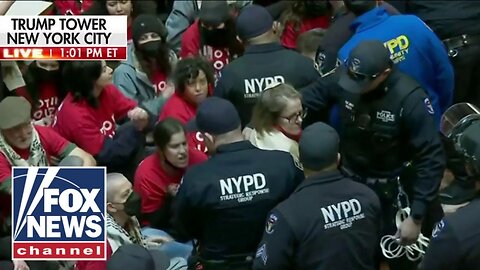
[419,103,480,270]
[214,4,319,127]
[252,122,381,270]
[173,97,304,269]
[302,40,445,270]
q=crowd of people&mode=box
[0,0,480,270]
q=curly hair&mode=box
[174,57,215,94]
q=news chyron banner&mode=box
[0,16,127,61]
[11,167,107,260]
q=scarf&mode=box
[106,213,146,253]
[0,126,49,167]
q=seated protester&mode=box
[134,118,207,230]
[53,61,149,178]
[113,14,176,119]
[249,83,303,161]
[84,0,157,44]
[180,1,244,78]
[252,123,381,270]
[158,57,214,153]
[296,28,325,61]
[15,60,66,127]
[106,173,191,262]
[0,96,96,239]
[166,0,251,54]
[279,0,331,49]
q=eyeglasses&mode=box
[281,110,308,123]
[347,68,379,81]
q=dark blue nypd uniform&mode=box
[173,141,304,267]
[419,198,480,270]
[252,170,381,270]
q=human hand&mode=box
[13,260,29,270]
[395,217,422,246]
[242,127,253,139]
[128,107,149,131]
[167,183,180,196]
[161,82,175,99]
[147,235,173,245]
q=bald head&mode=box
[106,173,131,203]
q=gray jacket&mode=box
[113,44,177,119]
[166,0,252,53]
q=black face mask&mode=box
[137,39,163,59]
[31,66,59,82]
[200,26,230,47]
[304,1,330,17]
[123,191,142,218]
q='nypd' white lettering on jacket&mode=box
[243,76,285,97]
[321,199,365,230]
[219,173,269,203]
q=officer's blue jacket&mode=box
[338,7,454,126]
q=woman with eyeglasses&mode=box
[249,83,305,161]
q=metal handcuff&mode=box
[379,177,430,261]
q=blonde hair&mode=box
[251,83,301,134]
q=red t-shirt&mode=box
[53,84,137,156]
[54,0,94,15]
[158,92,208,153]
[180,20,230,77]
[152,70,168,95]
[0,125,74,224]
[16,82,62,122]
[127,23,132,44]
[281,16,331,49]
[134,149,207,214]
[75,241,112,270]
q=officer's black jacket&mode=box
[404,1,480,39]
[214,42,319,127]
[252,170,381,270]
[172,141,304,260]
[300,69,445,220]
[420,198,480,270]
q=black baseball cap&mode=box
[338,40,392,94]
[187,97,241,135]
[107,244,170,270]
[199,0,230,26]
[299,122,339,170]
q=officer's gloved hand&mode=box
[58,156,84,166]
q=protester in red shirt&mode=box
[15,60,66,127]
[114,14,176,120]
[180,1,243,77]
[279,0,331,49]
[158,57,214,153]
[134,118,207,229]
[53,60,149,178]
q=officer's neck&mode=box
[304,163,338,178]
[213,131,244,148]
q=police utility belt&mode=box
[193,254,253,270]
[341,166,393,185]
[443,34,480,57]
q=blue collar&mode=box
[350,7,389,33]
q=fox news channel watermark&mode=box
[0,16,127,61]
[11,167,107,260]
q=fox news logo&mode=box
[11,167,106,260]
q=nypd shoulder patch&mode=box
[424,97,435,115]
[431,220,446,239]
[265,213,278,234]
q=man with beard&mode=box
[114,14,177,120]
[180,0,244,78]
